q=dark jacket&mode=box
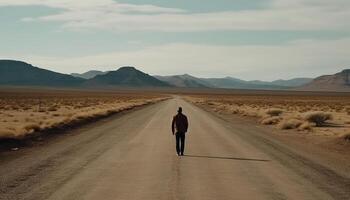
[172,113,189,134]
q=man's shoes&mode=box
[177,153,180,156]
[181,153,184,156]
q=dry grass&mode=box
[304,111,333,127]
[278,118,303,130]
[266,108,283,117]
[261,116,281,125]
[186,93,350,137]
[298,122,313,131]
[0,89,168,139]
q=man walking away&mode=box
[172,107,189,156]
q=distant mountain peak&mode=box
[85,66,170,87]
[341,69,350,74]
[118,66,137,70]
[299,69,350,91]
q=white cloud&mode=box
[0,0,349,32]
[3,38,350,80]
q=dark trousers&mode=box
[176,132,186,155]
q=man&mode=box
[171,107,189,156]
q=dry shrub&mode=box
[24,124,41,133]
[298,122,313,131]
[266,108,283,117]
[38,108,46,112]
[231,108,239,114]
[343,133,350,141]
[207,102,215,106]
[11,105,20,110]
[47,106,58,112]
[261,116,281,125]
[304,111,333,127]
[345,106,350,115]
[278,118,303,130]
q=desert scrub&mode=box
[24,124,42,133]
[298,122,313,131]
[278,118,303,130]
[260,116,281,125]
[47,105,58,112]
[343,133,350,141]
[345,106,350,115]
[304,111,333,127]
[265,108,283,117]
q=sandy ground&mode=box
[0,89,166,139]
[0,97,349,200]
[186,94,350,139]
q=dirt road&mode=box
[1,97,349,200]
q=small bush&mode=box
[38,108,46,112]
[261,116,281,125]
[47,106,58,112]
[304,111,333,127]
[278,119,303,130]
[24,124,41,133]
[232,109,239,114]
[343,133,350,141]
[345,106,350,115]
[265,108,283,117]
[298,122,313,131]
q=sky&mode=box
[0,0,349,81]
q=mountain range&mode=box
[0,60,168,88]
[155,75,312,90]
[0,60,348,92]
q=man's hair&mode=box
[178,107,182,113]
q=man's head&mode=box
[178,107,182,114]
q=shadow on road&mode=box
[183,155,269,162]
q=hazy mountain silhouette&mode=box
[269,78,313,87]
[155,74,212,88]
[85,66,171,87]
[247,78,312,87]
[299,69,350,92]
[71,70,109,79]
[3,59,346,91]
[201,77,291,90]
[155,74,312,90]
[0,60,84,87]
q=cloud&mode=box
[4,38,350,80]
[1,0,350,32]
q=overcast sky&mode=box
[0,0,349,81]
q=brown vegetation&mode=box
[0,89,168,139]
[186,92,350,138]
[343,133,350,141]
[304,111,332,127]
